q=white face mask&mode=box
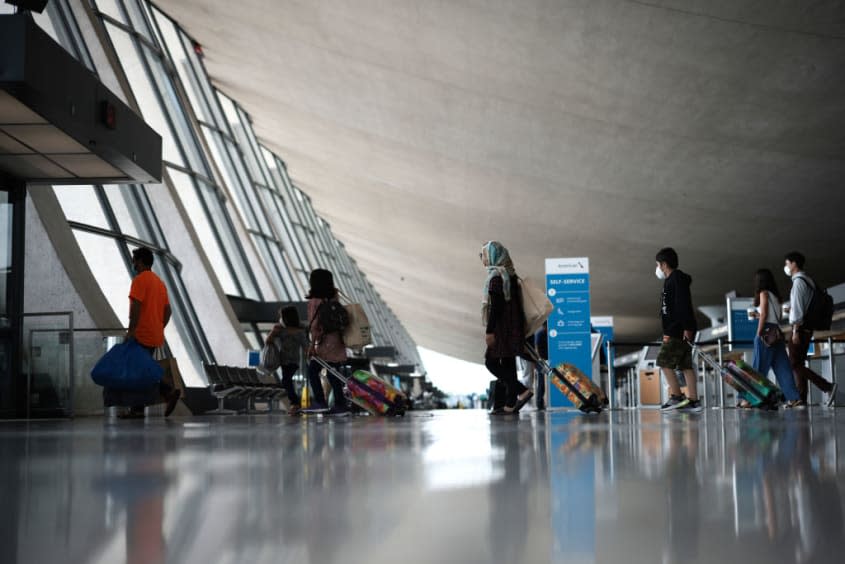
[784,265,792,277]
[655,265,666,280]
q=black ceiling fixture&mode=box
[4,0,49,13]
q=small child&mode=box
[266,306,308,415]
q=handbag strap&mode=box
[766,294,779,326]
[308,300,325,345]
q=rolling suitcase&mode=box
[313,357,407,416]
[693,345,781,409]
[524,344,603,413]
[728,359,783,407]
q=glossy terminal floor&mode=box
[1,408,844,564]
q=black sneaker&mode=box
[677,399,703,413]
[661,394,687,411]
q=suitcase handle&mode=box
[687,342,770,405]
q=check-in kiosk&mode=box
[639,346,663,406]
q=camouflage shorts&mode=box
[656,337,693,370]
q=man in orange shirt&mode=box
[124,247,180,418]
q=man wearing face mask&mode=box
[654,247,702,412]
[123,247,179,418]
[784,251,837,406]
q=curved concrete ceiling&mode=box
[157,0,845,361]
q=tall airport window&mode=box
[83,0,420,365]
[270,171,316,270]
[201,93,298,299]
[53,185,111,229]
[92,0,262,301]
[163,168,239,295]
[71,231,209,387]
[255,175,308,295]
[318,219,356,297]
[10,0,215,383]
[62,184,213,386]
[141,7,302,301]
[262,152,312,284]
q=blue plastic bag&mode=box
[90,339,164,390]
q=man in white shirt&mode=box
[784,251,836,406]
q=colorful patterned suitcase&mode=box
[348,370,407,416]
[313,358,406,416]
[549,363,606,411]
[694,344,781,409]
[525,344,603,413]
[727,360,782,408]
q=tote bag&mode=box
[519,277,553,337]
[338,291,372,349]
[343,303,373,349]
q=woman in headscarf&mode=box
[481,241,534,414]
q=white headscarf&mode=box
[481,241,516,324]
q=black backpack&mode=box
[797,276,834,331]
[317,300,350,334]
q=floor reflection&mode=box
[593,410,845,564]
[0,409,843,563]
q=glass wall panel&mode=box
[54,185,110,228]
[164,168,239,295]
[151,10,214,125]
[102,20,184,166]
[71,230,132,323]
[102,184,151,240]
[138,41,208,175]
[93,0,126,23]
[121,0,157,45]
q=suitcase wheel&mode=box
[579,395,603,414]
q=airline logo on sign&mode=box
[545,258,590,275]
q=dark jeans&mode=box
[486,356,525,409]
[307,359,347,410]
[788,330,832,402]
[535,364,545,408]
[753,328,800,401]
[281,364,301,407]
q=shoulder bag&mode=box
[760,297,784,347]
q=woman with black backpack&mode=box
[305,269,350,415]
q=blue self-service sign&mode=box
[546,257,591,408]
